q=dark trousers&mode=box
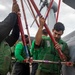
[36,69,59,75]
[12,62,30,75]
[31,63,38,75]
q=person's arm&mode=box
[0,0,20,43]
[62,43,75,66]
[0,13,18,43]
[15,43,24,62]
[35,16,45,46]
[5,22,19,47]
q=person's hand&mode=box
[23,58,29,63]
[12,0,20,14]
[54,43,62,50]
[65,62,73,66]
[29,57,33,63]
[54,43,67,61]
[23,57,33,63]
[39,16,45,27]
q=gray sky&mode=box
[0,0,75,37]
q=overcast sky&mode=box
[0,0,75,37]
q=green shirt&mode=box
[15,42,30,62]
[30,40,40,60]
[34,36,70,74]
[0,41,11,75]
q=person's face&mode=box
[52,29,63,41]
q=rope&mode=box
[27,0,39,27]
[20,0,31,46]
[30,0,48,27]
[56,0,61,22]
[24,0,34,19]
[45,0,54,20]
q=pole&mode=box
[30,0,66,61]
[20,0,31,46]
[13,0,30,58]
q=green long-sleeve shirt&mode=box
[30,40,40,60]
[15,42,30,62]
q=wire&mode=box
[24,0,34,19]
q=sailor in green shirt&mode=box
[34,16,72,75]
[30,29,48,75]
[12,35,31,75]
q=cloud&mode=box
[0,5,6,10]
